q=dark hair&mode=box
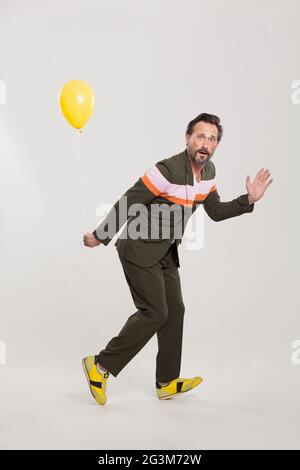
[186,113,223,142]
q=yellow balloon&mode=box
[59,80,95,130]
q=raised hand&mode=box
[246,168,273,204]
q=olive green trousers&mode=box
[95,242,185,384]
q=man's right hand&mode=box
[83,232,102,248]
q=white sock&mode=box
[96,363,108,374]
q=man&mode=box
[82,113,273,405]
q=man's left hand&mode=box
[246,168,273,204]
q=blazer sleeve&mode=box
[203,162,255,222]
[92,161,171,245]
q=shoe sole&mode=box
[82,358,106,405]
[157,379,203,400]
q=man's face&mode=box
[185,121,219,167]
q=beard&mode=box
[190,149,210,166]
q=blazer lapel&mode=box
[183,148,194,186]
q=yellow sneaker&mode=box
[156,376,203,400]
[82,356,110,405]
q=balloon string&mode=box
[76,128,86,281]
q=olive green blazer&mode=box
[93,149,254,266]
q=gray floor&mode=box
[1,343,299,450]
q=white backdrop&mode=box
[0,0,299,449]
